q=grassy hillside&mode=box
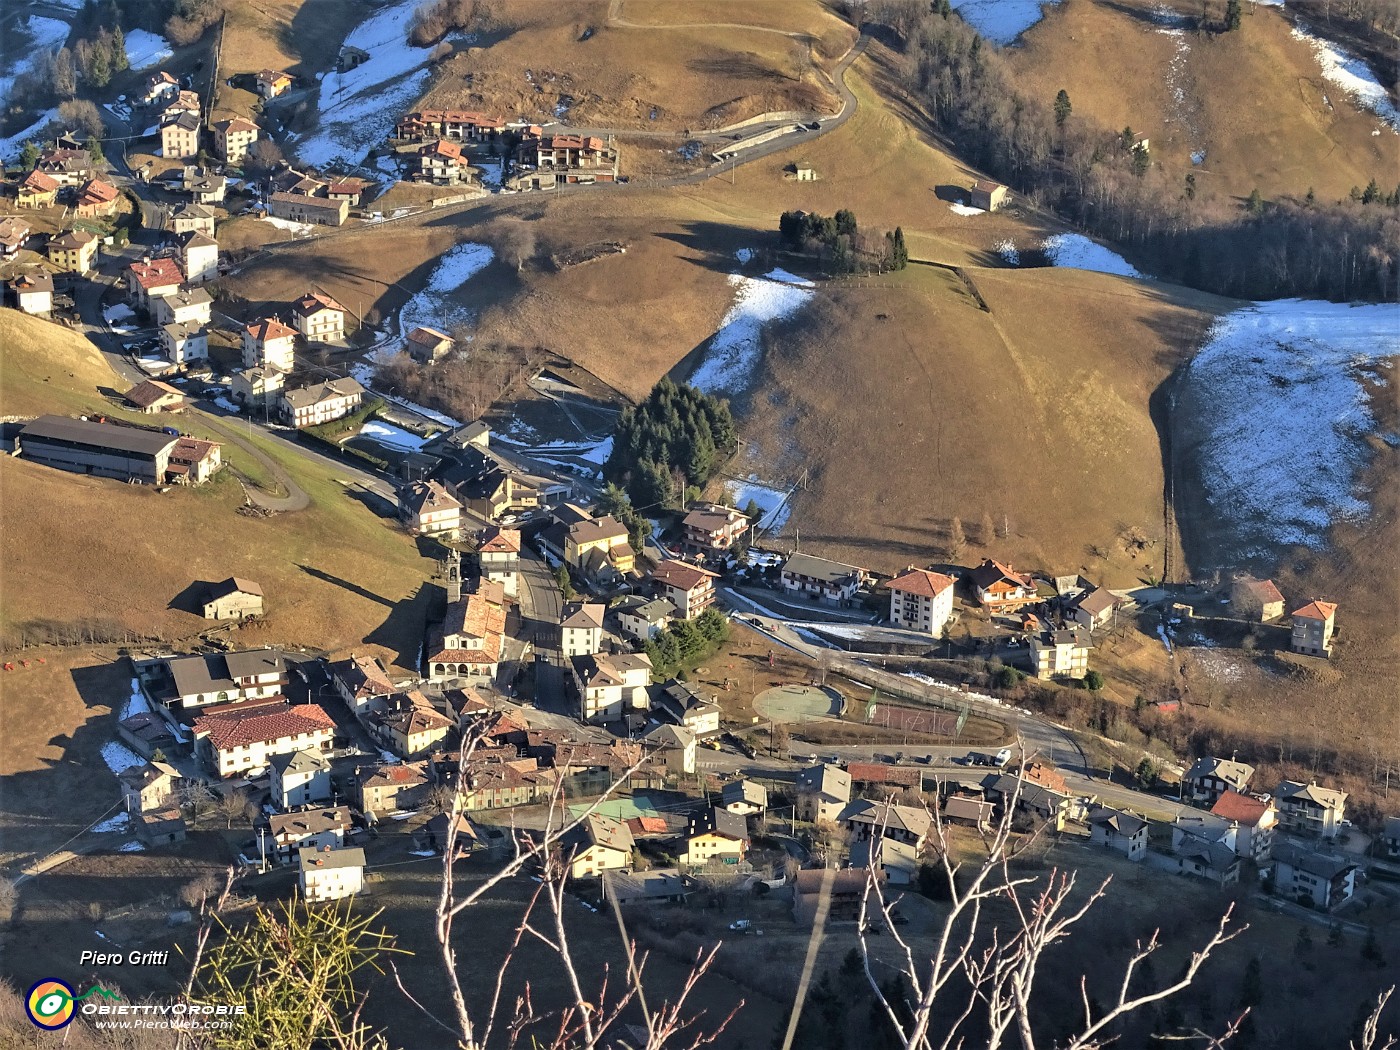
[0,312,431,670]
[1008,0,1399,205]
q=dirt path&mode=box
[192,411,311,512]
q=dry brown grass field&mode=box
[1008,0,1400,204]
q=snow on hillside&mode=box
[732,478,793,532]
[1186,299,1399,554]
[124,29,173,70]
[294,0,435,168]
[398,242,495,337]
[0,17,71,107]
[0,108,58,159]
[689,269,814,396]
[1042,234,1144,278]
[950,0,1060,46]
[1291,24,1400,133]
[359,421,430,451]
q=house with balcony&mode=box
[153,287,212,328]
[968,559,1038,609]
[653,679,720,738]
[477,526,520,597]
[9,272,53,315]
[193,703,336,779]
[1275,780,1348,838]
[292,291,347,343]
[1027,628,1092,680]
[255,69,294,99]
[614,595,675,642]
[398,479,462,538]
[649,560,717,620]
[269,749,332,809]
[1270,842,1357,910]
[1209,790,1277,861]
[887,567,956,636]
[269,807,352,858]
[1087,806,1148,861]
[1290,600,1337,659]
[160,111,201,160]
[681,504,749,554]
[796,763,852,824]
[560,602,605,658]
[242,317,297,371]
[780,553,867,607]
[561,814,634,881]
[177,230,219,283]
[126,257,185,308]
[1182,756,1255,806]
[213,117,259,165]
[74,178,120,218]
[679,807,747,870]
[571,651,652,724]
[278,377,365,428]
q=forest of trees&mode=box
[779,208,909,274]
[865,1,1399,301]
[604,378,736,511]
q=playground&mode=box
[753,683,845,724]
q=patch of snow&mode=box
[949,0,1060,46]
[731,478,792,533]
[1156,623,1174,654]
[1291,24,1400,133]
[1186,648,1244,683]
[0,17,72,108]
[360,420,429,451]
[1042,233,1144,278]
[1185,299,1398,554]
[93,813,130,833]
[477,159,503,188]
[380,749,399,764]
[994,239,1019,266]
[0,108,58,161]
[121,678,152,720]
[293,0,436,167]
[409,849,437,857]
[213,396,241,413]
[948,202,985,216]
[104,303,137,330]
[101,742,145,776]
[136,355,177,376]
[260,215,314,236]
[735,248,755,264]
[1191,150,1206,165]
[689,271,814,396]
[398,241,495,337]
[118,840,147,852]
[124,30,173,71]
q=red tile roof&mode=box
[21,170,60,193]
[889,567,955,599]
[194,703,335,751]
[1291,600,1337,622]
[245,317,297,342]
[76,179,119,206]
[650,560,717,591]
[293,291,345,316]
[128,257,184,290]
[478,526,521,553]
[1210,789,1271,827]
[1239,577,1285,605]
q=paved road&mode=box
[516,545,566,709]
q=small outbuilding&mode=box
[969,179,1009,212]
[202,578,265,620]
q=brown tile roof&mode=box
[245,316,297,342]
[407,325,452,347]
[968,558,1034,591]
[20,170,60,193]
[128,256,184,290]
[650,560,717,591]
[193,703,336,751]
[50,229,99,250]
[169,436,219,465]
[76,179,119,206]
[1238,577,1285,605]
[845,762,921,785]
[124,379,184,408]
[1209,790,1271,827]
[888,567,955,599]
[215,117,260,135]
[1291,600,1337,622]
[404,109,505,127]
[478,526,521,553]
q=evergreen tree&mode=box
[1226,0,1242,30]
[1054,89,1072,128]
[888,226,908,269]
[1361,178,1380,204]
[1184,173,1196,201]
[19,140,41,170]
[1246,187,1264,214]
[1237,957,1261,1007]
[834,208,858,238]
[1120,126,1136,151]
[1361,928,1385,966]
[1131,147,1150,178]
[110,26,129,73]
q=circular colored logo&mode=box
[26,979,76,1029]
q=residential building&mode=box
[16,170,59,208]
[844,799,931,885]
[357,761,430,816]
[150,648,300,710]
[119,761,182,813]
[328,653,395,716]
[560,602,605,658]
[477,526,520,597]
[37,147,92,186]
[1167,831,1243,887]
[943,795,995,829]
[366,693,454,759]
[983,775,1075,832]
[162,90,201,119]
[291,291,347,342]
[46,229,99,273]
[1270,842,1356,910]
[161,322,209,366]
[679,807,747,869]
[780,553,867,606]
[126,256,184,308]
[795,763,852,824]
[603,870,693,907]
[328,178,370,206]
[398,479,462,537]
[653,679,720,738]
[614,595,675,641]
[649,561,717,619]
[1087,807,1148,861]
[177,230,219,283]
[152,287,213,328]
[1231,575,1286,622]
[270,807,353,857]
[1067,587,1123,631]
[1290,600,1337,658]
[74,178,120,218]
[968,559,1038,609]
[202,578,264,620]
[561,814,634,881]
[299,845,366,901]
[167,436,222,484]
[230,366,286,412]
[1182,757,1255,806]
[721,779,768,816]
[168,203,216,237]
[160,111,201,160]
[1275,780,1348,838]
[793,867,880,927]
[406,325,454,363]
[123,379,185,414]
[213,117,259,164]
[641,722,695,775]
[887,567,956,636]
[1209,790,1278,861]
[137,809,188,846]
[9,272,53,315]
[255,68,294,99]
[117,712,178,759]
[410,139,474,184]
[269,749,332,809]
[681,504,749,554]
[394,110,506,142]
[193,703,336,778]
[512,129,619,188]
[1381,817,1400,860]
[572,651,652,723]
[426,586,507,684]
[969,180,1008,211]
[267,191,348,226]
[1028,628,1092,680]
[180,166,226,204]
[142,70,180,106]
[279,377,365,428]
[16,415,177,485]
[0,216,31,258]
[242,317,297,371]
